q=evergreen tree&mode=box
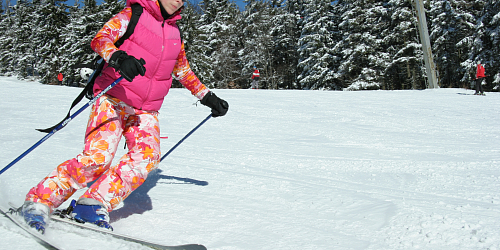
[0,1,16,75]
[485,0,500,90]
[98,0,126,22]
[11,0,37,79]
[382,0,425,90]
[470,0,500,91]
[32,0,70,84]
[429,0,468,88]
[335,0,392,90]
[199,0,242,88]
[442,0,477,89]
[60,0,102,86]
[457,0,484,89]
[198,0,219,88]
[241,0,273,88]
[297,0,336,90]
[268,0,298,89]
[175,0,214,87]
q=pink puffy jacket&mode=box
[91,0,209,111]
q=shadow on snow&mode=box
[109,169,208,222]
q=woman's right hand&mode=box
[109,51,146,82]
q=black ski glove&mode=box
[109,51,146,82]
[201,92,229,117]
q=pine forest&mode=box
[0,0,499,91]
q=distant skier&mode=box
[474,61,486,95]
[57,73,63,85]
[19,0,229,234]
[251,66,260,89]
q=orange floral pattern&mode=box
[173,43,210,99]
[26,95,161,212]
[90,7,132,62]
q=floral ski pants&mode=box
[26,95,161,212]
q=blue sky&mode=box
[232,0,246,10]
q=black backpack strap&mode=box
[178,24,184,42]
[36,58,106,133]
[115,4,143,48]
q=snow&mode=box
[0,76,499,250]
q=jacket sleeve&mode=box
[172,42,210,100]
[90,7,132,62]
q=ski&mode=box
[0,204,62,250]
[50,215,207,250]
[4,202,205,250]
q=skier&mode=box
[251,66,260,89]
[474,61,486,95]
[20,0,228,233]
[57,73,63,85]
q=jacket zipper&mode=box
[142,20,168,110]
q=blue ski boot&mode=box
[70,198,113,230]
[20,201,50,234]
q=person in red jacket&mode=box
[474,62,486,95]
[251,66,260,89]
[57,73,63,85]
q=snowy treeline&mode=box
[0,0,499,90]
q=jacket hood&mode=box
[127,0,182,22]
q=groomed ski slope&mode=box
[0,76,499,250]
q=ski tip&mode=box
[178,244,207,250]
[8,202,20,209]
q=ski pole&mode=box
[160,113,212,162]
[0,77,124,176]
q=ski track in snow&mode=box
[0,76,499,250]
